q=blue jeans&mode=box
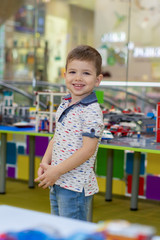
[49,185,93,221]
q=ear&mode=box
[64,72,66,78]
[95,74,103,87]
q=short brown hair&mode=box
[65,45,102,76]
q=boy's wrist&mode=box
[54,164,64,176]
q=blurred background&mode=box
[0,0,160,113]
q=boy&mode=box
[35,45,104,221]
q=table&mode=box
[0,126,53,194]
[99,135,160,211]
[0,205,160,240]
[0,205,96,237]
[1,126,160,211]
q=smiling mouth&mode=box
[73,84,85,88]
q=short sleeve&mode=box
[81,104,104,139]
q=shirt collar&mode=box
[63,92,98,106]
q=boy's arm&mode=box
[35,136,98,188]
[41,137,54,164]
[55,136,98,173]
[37,137,54,177]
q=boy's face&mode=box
[64,60,103,102]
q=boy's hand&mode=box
[37,165,45,177]
[34,163,60,189]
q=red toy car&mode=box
[110,124,135,137]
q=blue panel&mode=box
[126,152,133,174]
[140,154,145,175]
[126,152,145,175]
[6,142,17,164]
[18,145,25,154]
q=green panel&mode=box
[113,150,124,179]
[96,148,124,179]
[95,90,104,103]
[96,148,107,176]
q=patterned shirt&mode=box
[51,92,104,196]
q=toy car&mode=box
[110,124,135,137]
[101,129,114,141]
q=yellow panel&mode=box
[97,177,106,192]
[97,177,125,195]
[7,133,13,141]
[17,155,42,180]
[17,155,29,180]
[34,157,42,179]
[146,153,160,174]
[113,179,126,195]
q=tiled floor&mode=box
[1,179,160,235]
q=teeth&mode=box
[74,84,83,87]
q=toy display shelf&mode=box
[99,136,160,211]
[99,144,160,154]
[0,126,53,195]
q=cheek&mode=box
[65,76,70,82]
[65,80,69,86]
[65,79,72,88]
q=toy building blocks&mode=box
[103,107,156,136]
[98,220,156,240]
[0,90,30,125]
[34,91,66,133]
[137,131,141,141]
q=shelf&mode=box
[37,111,56,115]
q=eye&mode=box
[69,71,76,74]
[83,71,90,75]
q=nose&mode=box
[75,73,82,81]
